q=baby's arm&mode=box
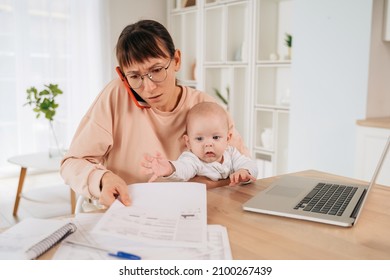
[229,169,257,186]
[141,152,175,182]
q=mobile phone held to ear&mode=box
[115,66,150,109]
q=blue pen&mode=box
[64,240,141,260]
[108,251,141,260]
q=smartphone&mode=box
[115,66,150,109]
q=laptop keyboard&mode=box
[294,183,358,216]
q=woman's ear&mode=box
[173,49,181,71]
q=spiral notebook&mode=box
[0,218,77,260]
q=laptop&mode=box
[243,136,390,227]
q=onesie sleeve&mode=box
[166,152,203,181]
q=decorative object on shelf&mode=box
[260,128,273,149]
[269,53,279,61]
[213,87,230,111]
[183,0,196,8]
[235,41,247,61]
[284,33,292,60]
[191,61,197,80]
[24,84,64,158]
[279,88,291,106]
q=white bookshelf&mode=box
[167,0,293,178]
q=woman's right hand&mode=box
[99,172,131,207]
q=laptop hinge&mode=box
[350,189,367,219]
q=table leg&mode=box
[13,167,27,216]
[70,189,76,214]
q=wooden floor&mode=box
[0,171,72,229]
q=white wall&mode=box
[366,0,390,118]
[288,0,373,177]
[107,0,167,78]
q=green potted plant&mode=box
[24,84,64,157]
[284,33,292,59]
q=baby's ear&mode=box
[227,131,233,142]
[183,134,191,149]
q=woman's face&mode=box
[122,49,181,112]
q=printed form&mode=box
[93,182,207,248]
[53,213,232,260]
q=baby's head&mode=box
[184,102,231,163]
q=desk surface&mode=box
[356,117,390,129]
[40,170,390,260]
[207,170,390,259]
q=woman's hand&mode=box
[99,172,131,207]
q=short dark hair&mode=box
[116,20,176,69]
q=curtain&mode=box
[0,0,111,176]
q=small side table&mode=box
[7,152,76,216]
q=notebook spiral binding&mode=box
[25,223,77,259]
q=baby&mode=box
[141,102,258,186]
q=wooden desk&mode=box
[7,152,76,215]
[40,170,390,259]
[206,170,390,259]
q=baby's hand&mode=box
[229,169,256,186]
[140,152,174,182]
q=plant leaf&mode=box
[24,84,63,121]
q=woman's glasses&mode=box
[125,59,172,89]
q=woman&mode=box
[61,20,249,207]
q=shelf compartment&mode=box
[254,151,273,179]
[255,64,291,107]
[256,0,293,62]
[204,6,224,62]
[204,65,248,137]
[275,110,289,174]
[169,0,198,10]
[226,2,249,62]
[170,11,197,83]
[254,108,274,151]
[204,1,249,63]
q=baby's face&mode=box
[184,115,230,163]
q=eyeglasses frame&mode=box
[125,59,173,89]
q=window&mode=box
[0,0,110,175]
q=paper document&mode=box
[53,213,232,260]
[93,182,207,248]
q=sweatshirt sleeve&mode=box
[60,83,116,199]
[60,115,112,199]
[166,152,202,181]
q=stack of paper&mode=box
[53,182,232,260]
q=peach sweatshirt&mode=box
[60,78,248,199]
